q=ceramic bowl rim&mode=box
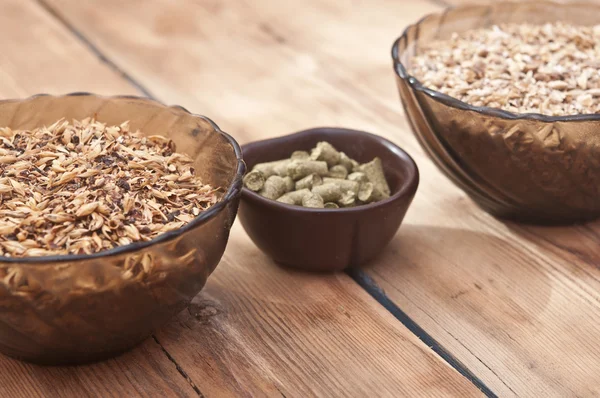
[241,127,419,214]
[0,92,245,264]
[391,1,600,123]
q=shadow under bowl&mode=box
[0,93,244,365]
[238,127,419,272]
[392,1,600,224]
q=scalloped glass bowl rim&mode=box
[0,93,245,264]
[241,128,419,213]
[391,2,600,123]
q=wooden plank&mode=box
[157,224,481,397]
[443,0,600,7]
[0,1,196,396]
[365,205,600,397]
[0,340,197,397]
[0,0,136,96]
[42,0,600,396]
[0,0,482,396]
[42,0,438,144]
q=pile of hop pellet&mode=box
[243,142,391,208]
[0,118,219,257]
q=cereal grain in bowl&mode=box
[0,118,220,257]
[0,93,244,364]
[410,22,600,116]
[392,2,600,223]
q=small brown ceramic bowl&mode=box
[238,128,419,272]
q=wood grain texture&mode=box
[42,0,600,396]
[0,0,136,97]
[157,224,481,397]
[0,340,197,398]
[442,0,600,7]
[0,0,484,396]
[42,0,439,144]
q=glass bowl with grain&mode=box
[0,93,244,364]
[393,1,600,224]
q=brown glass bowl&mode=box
[393,1,600,224]
[0,93,244,364]
[238,128,419,272]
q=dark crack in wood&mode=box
[35,0,156,99]
[347,267,498,398]
[152,335,204,397]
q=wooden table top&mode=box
[2,0,599,396]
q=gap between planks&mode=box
[32,0,494,395]
[34,0,155,98]
[346,269,498,398]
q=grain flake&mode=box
[0,118,219,257]
[410,22,600,116]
